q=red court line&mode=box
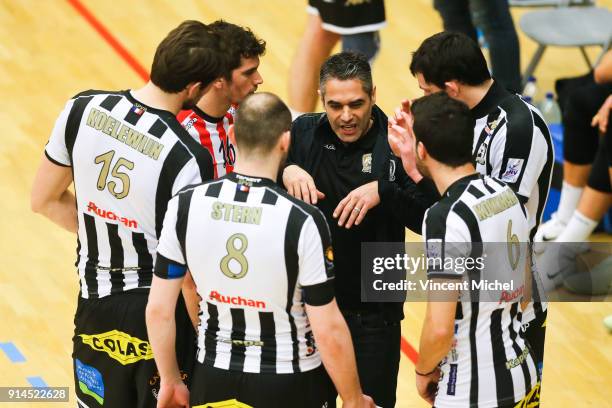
[401,335,419,364]
[65,0,421,367]
[66,0,149,82]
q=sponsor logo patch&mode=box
[78,330,153,365]
[426,239,443,260]
[446,363,458,396]
[501,158,524,183]
[389,159,396,181]
[75,359,104,405]
[209,290,266,309]
[87,201,138,229]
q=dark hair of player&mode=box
[151,20,222,93]
[210,20,267,80]
[411,92,475,168]
[319,51,373,97]
[410,31,491,89]
[234,92,291,154]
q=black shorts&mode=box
[308,0,385,34]
[524,307,547,379]
[189,363,332,408]
[587,140,612,193]
[73,289,196,408]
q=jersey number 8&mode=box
[220,233,249,279]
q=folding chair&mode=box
[519,5,612,88]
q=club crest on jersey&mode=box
[475,139,489,166]
[501,158,524,183]
[362,153,372,173]
[484,119,500,136]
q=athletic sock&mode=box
[556,181,584,224]
[555,210,598,242]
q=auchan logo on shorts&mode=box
[87,201,138,229]
[78,330,153,365]
[209,290,266,309]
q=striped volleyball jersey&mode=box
[44,90,213,299]
[423,174,538,408]
[471,80,553,240]
[155,173,335,374]
[177,105,236,178]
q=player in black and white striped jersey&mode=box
[390,93,539,407]
[31,21,222,408]
[406,31,553,384]
[147,93,375,408]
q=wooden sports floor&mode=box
[1,0,611,406]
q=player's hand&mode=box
[388,105,423,183]
[591,94,612,134]
[415,368,440,406]
[282,164,325,205]
[333,181,380,229]
[342,394,376,408]
[157,380,189,408]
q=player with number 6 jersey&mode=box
[400,93,539,408]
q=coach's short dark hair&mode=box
[412,92,474,167]
[234,93,291,154]
[410,32,490,89]
[319,52,373,96]
[210,20,266,80]
[151,20,222,93]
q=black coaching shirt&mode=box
[315,120,382,311]
[288,105,439,319]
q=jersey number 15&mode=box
[94,150,134,199]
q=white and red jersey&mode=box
[178,105,237,178]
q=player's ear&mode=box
[213,77,226,89]
[318,88,325,106]
[185,82,205,101]
[279,130,290,152]
[370,85,377,104]
[444,81,460,98]
[417,141,427,161]
[228,124,237,147]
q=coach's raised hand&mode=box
[388,101,423,183]
[282,164,325,204]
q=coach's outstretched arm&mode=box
[306,301,375,408]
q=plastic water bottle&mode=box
[523,76,538,101]
[539,92,562,125]
[540,92,563,151]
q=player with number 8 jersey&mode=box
[148,93,375,408]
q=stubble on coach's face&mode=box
[321,78,375,144]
